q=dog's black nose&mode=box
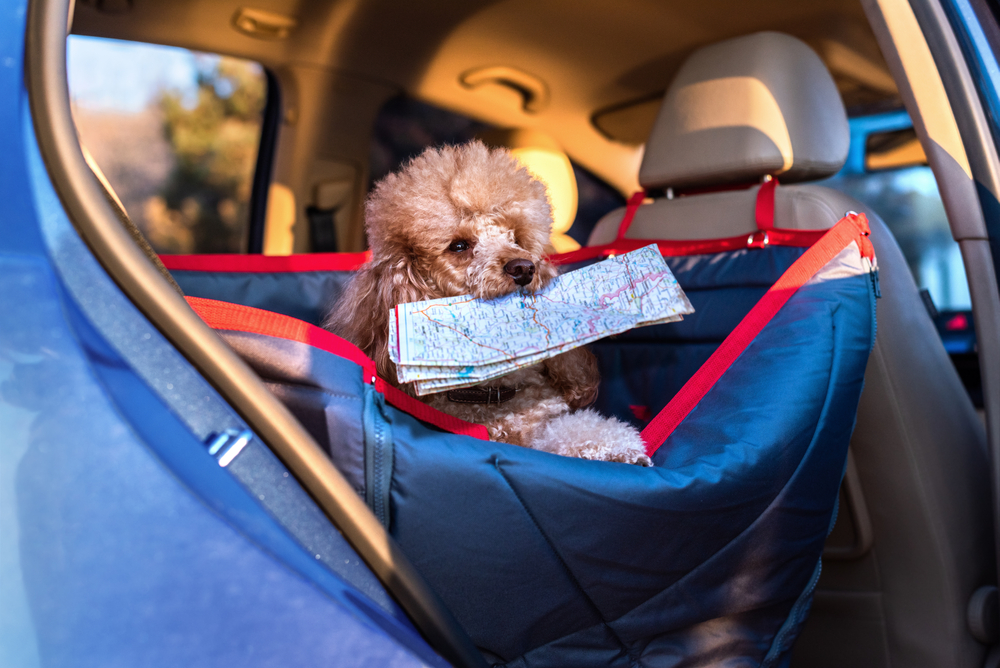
[504,259,536,286]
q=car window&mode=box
[68,36,268,254]
[819,109,980,406]
[819,110,971,313]
[369,94,624,249]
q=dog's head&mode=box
[366,141,558,300]
[325,141,563,380]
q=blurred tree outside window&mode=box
[68,36,266,254]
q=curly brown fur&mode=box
[324,141,649,465]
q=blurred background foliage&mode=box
[69,38,266,255]
[145,57,265,253]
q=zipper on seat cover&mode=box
[363,380,394,528]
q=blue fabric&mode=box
[200,246,876,667]
[173,270,355,325]
[583,247,806,428]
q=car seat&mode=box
[586,31,995,668]
[172,43,883,665]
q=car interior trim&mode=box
[822,451,875,560]
[864,0,1000,628]
[248,68,282,254]
[25,1,489,665]
[865,0,974,181]
[863,0,987,241]
[912,2,1000,631]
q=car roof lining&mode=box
[70,0,898,190]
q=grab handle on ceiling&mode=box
[232,7,297,40]
[460,66,550,113]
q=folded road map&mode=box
[388,244,694,395]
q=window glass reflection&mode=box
[821,164,970,311]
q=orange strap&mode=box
[186,297,491,441]
[641,212,874,456]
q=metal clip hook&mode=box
[747,231,770,249]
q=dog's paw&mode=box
[613,448,653,467]
[531,409,653,466]
[601,427,652,466]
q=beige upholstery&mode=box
[639,31,850,191]
[589,183,845,243]
[592,32,993,668]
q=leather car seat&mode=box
[588,31,995,668]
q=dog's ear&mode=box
[323,259,434,385]
[543,346,600,410]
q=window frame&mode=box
[248,68,281,253]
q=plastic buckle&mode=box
[747,231,769,249]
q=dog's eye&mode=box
[448,240,471,253]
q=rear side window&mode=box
[68,36,268,254]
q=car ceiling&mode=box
[72,0,897,196]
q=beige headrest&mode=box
[639,32,849,191]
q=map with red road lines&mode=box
[388,245,694,395]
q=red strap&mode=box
[549,228,825,265]
[161,251,372,273]
[164,180,771,274]
[615,190,648,241]
[755,177,778,230]
[186,296,490,441]
[616,178,775,242]
[640,212,873,456]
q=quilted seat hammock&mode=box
[188,221,876,666]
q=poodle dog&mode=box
[324,141,650,466]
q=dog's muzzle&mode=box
[446,386,517,404]
[504,259,535,286]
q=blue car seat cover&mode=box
[180,206,877,667]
